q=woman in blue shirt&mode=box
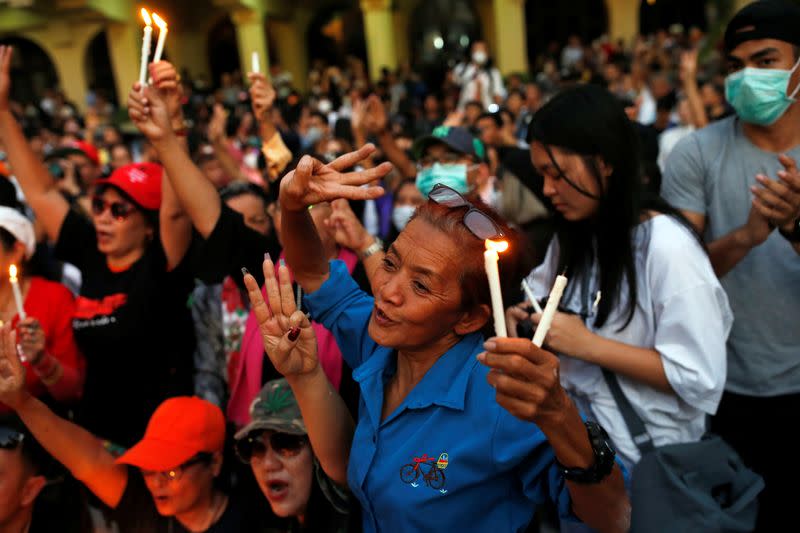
[242,146,629,532]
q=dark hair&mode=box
[0,226,17,252]
[0,415,50,475]
[411,198,517,328]
[529,84,702,329]
[309,110,328,125]
[220,181,268,207]
[476,111,503,128]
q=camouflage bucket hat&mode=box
[234,379,307,440]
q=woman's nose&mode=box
[377,274,403,307]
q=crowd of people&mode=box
[0,0,799,531]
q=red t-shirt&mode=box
[0,276,85,413]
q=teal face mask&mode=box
[725,56,800,126]
[415,163,470,197]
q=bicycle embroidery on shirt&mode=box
[399,453,449,494]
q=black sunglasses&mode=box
[0,427,24,450]
[428,184,504,240]
[235,430,308,463]
[91,196,136,221]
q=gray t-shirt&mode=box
[661,116,800,396]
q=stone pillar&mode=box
[105,20,140,106]
[606,0,640,46]
[268,10,310,93]
[360,0,398,81]
[231,8,269,81]
[491,0,528,74]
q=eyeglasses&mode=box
[140,453,212,484]
[235,430,308,463]
[428,184,504,240]
[0,427,24,450]
[91,196,136,221]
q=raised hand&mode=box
[362,95,388,135]
[127,83,173,143]
[279,145,391,212]
[530,311,596,359]
[477,337,570,425]
[679,49,698,83]
[751,155,800,231]
[0,323,26,410]
[243,256,318,377]
[325,198,373,252]
[149,61,185,130]
[208,104,228,144]
[247,72,276,123]
[0,45,12,112]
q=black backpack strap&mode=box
[601,369,656,454]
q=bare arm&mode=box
[208,104,248,183]
[278,148,391,293]
[363,95,416,180]
[243,260,354,484]
[679,50,708,129]
[0,46,68,243]
[128,81,222,239]
[0,325,127,508]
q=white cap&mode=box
[0,206,36,259]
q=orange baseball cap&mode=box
[116,397,226,472]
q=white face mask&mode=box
[472,51,488,65]
[317,99,333,114]
[392,205,416,231]
[243,150,259,169]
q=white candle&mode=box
[484,239,508,338]
[251,51,260,74]
[152,12,168,63]
[521,279,543,314]
[139,9,153,87]
[8,265,26,321]
[532,275,567,347]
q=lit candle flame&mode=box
[485,239,509,253]
[8,264,18,282]
[141,8,152,26]
[152,12,167,30]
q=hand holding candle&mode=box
[251,51,260,74]
[521,279,543,314]
[532,274,567,348]
[151,12,168,64]
[138,9,153,87]
[484,239,509,338]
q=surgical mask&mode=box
[392,205,416,230]
[472,51,488,65]
[243,150,259,169]
[318,99,333,114]
[303,127,323,148]
[724,56,800,126]
[416,163,470,197]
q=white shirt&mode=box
[527,215,732,467]
[453,63,506,110]
[657,124,695,173]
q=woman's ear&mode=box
[454,303,491,336]
[12,241,28,264]
[596,157,614,178]
[211,451,224,477]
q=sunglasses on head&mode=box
[91,196,136,221]
[428,184,504,240]
[235,430,307,463]
[0,427,24,450]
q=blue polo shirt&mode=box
[305,261,579,532]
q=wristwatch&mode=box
[555,421,617,484]
[358,237,384,259]
[779,218,800,243]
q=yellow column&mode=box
[491,0,528,74]
[269,14,309,93]
[392,6,410,68]
[606,0,640,46]
[170,29,210,80]
[231,9,269,81]
[732,0,754,14]
[105,21,140,106]
[474,0,496,60]
[360,0,398,81]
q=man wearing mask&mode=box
[453,41,505,111]
[411,125,490,199]
[661,2,800,530]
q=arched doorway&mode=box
[408,0,480,93]
[0,36,58,105]
[526,0,608,64]
[307,5,366,67]
[85,31,119,106]
[639,0,708,34]
[207,16,241,86]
